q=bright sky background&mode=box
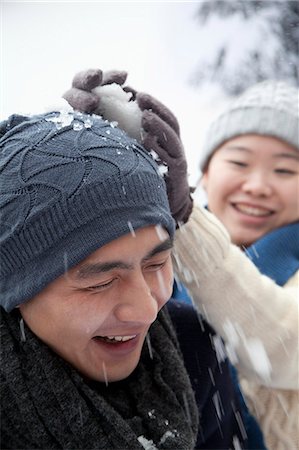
[1,1,229,188]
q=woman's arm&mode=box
[173,205,298,389]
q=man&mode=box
[0,110,247,449]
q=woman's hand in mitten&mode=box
[137,93,193,225]
[62,69,128,113]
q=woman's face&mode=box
[202,134,299,247]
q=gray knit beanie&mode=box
[199,80,299,170]
[0,111,175,312]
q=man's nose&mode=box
[241,171,273,197]
[114,274,159,324]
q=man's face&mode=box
[19,226,173,382]
[202,135,299,247]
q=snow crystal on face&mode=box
[137,435,158,450]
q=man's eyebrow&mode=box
[74,237,173,280]
[143,237,173,260]
[75,261,134,280]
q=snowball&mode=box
[93,84,142,141]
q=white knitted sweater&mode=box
[174,206,299,450]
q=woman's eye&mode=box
[227,160,248,167]
[275,168,297,175]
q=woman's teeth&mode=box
[234,204,272,217]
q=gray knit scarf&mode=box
[1,305,198,449]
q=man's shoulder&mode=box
[166,299,220,380]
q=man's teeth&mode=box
[235,204,272,217]
[97,335,136,343]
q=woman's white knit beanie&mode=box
[199,80,299,170]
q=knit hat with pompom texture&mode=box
[0,111,174,312]
[199,80,299,171]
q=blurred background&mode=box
[1,1,298,191]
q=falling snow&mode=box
[154,224,165,241]
[19,318,26,342]
[212,334,227,365]
[137,435,158,450]
[137,430,178,450]
[233,435,242,450]
[102,361,109,387]
[182,391,191,423]
[146,333,153,359]
[223,319,272,382]
[148,409,156,419]
[127,221,136,237]
[156,270,170,299]
[159,430,177,445]
[245,338,272,383]
[212,391,224,419]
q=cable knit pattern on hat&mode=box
[0,111,174,311]
[199,80,299,170]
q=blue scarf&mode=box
[245,222,299,286]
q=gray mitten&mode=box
[137,93,193,224]
[63,69,128,113]
[63,69,103,113]
[63,69,142,141]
